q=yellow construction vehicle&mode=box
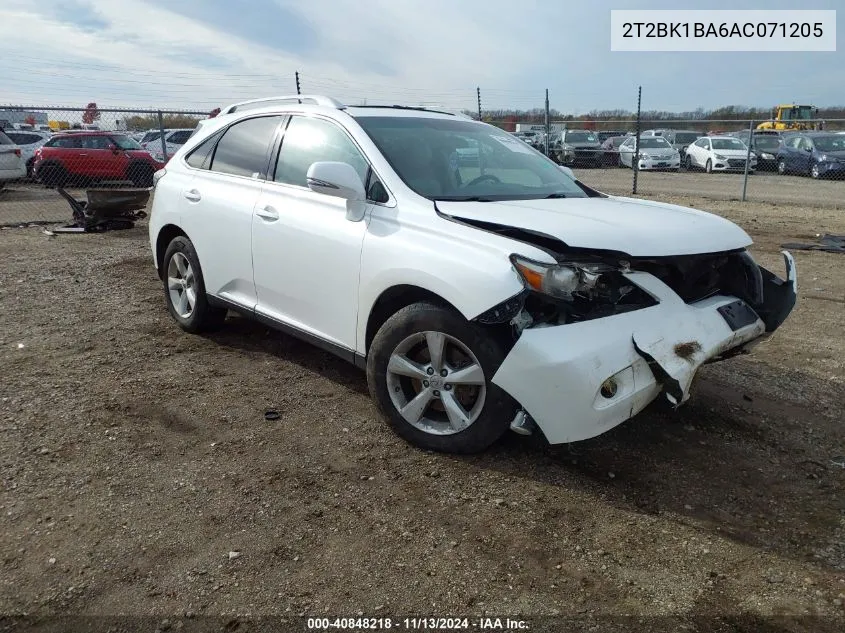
[757,104,819,131]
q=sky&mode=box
[0,0,842,117]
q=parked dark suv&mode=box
[33,131,165,187]
[776,132,845,179]
[729,130,784,171]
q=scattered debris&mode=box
[742,394,753,402]
[781,234,845,254]
[830,456,845,469]
[264,409,280,421]
[227,551,241,560]
[17,343,25,349]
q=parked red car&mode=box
[33,131,166,188]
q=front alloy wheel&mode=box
[811,163,820,179]
[386,331,486,436]
[367,302,517,453]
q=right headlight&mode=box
[714,153,726,160]
[511,255,627,300]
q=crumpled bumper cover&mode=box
[491,252,797,445]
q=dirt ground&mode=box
[1,191,844,632]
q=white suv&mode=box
[0,130,26,188]
[148,95,798,454]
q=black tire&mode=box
[777,159,787,175]
[161,236,227,334]
[26,158,35,179]
[127,162,155,188]
[705,159,713,174]
[685,154,693,170]
[366,302,518,454]
[37,163,68,188]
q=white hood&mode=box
[437,195,752,257]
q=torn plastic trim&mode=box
[632,338,685,406]
[755,251,798,333]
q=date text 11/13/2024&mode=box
[306,616,530,630]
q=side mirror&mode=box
[107,143,118,152]
[306,161,365,201]
[558,164,575,179]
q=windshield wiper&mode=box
[437,196,495,202]
[544,192,569,199]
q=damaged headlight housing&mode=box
[510,255,627,300]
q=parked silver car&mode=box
[642,129,703,158]
[618,136,681,170]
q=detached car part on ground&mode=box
[148,95,799,454]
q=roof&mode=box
[53,130,127,136]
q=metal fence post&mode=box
[157,110,167,160]
[741,119,754,202]
[544,89,550,158]
[295,72,301,95]
[477,87,482,121]
[632,86,641,195]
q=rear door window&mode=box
[209,116,283,178]
[167,130,193,145]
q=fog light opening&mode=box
[600,378,618,399]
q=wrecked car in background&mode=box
[148,95,798,454]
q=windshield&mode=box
[710,138,746,150]
[355,116,589,201]
[812,135,845,152]
[564,131,598,143]
[796,107,814,120]
[674,132,700,144]
[637,138,672,149]
[112,135,142,150]
[753,136,781,150]
[141,131,161,143]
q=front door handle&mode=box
[256,205,279,221]
[184,189,201,202]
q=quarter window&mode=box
[274,116,369,188]
[209,116,283,178]
[185,130,224,169]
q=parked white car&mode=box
[685,135,757,173]
[148,95,798,454]
[0,130,26,188]
[4,130,51,178]
[618,136,681,170]
[142,128,194,162]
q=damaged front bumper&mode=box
[491,252,797,445]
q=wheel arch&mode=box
[363,284,460,355]
[155,224,189,279]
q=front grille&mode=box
[631,251,763,307]
[727,158,747,167]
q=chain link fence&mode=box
[489,117,845,208]
[3,105,845,227]
[0,106,211,227]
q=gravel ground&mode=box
[1,193,844,632]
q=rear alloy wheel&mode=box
[777,159,787,175]
[811,163,820,179]
[367,302,517,453]
[162,236,227,333]
[705,159,713,174]
[127,162,155,188]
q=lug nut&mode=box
[433,390,440,397]
[440,369,448,377]
[423,380,429,387]
[445,384,452,391]
[427,367,435,375]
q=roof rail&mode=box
[223,95,345,114]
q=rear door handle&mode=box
[256,205,279,221]
[184,189,201,202]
